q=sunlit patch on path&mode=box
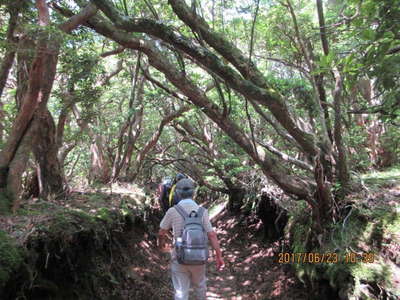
[205,211,307,300]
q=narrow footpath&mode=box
[133,207,309,300]
[205,211,307,300]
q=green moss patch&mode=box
[0,192,12,215]
[0,231,24,290]
[287,199,400,299]
[361,167,400,188]
[0,184,169,300]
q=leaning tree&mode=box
[0,1,98,212]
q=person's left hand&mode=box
[215,256,225,271]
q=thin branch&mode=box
[59,3,98,32]
[74,4,314,198]
[101,59,123,85]
[245,97,258,157]
[257,140,313,172]
[143,0,160,20]
[263,56,310,76]
[0,3,20,99]
[282,0,312,70]
[316,0,329,56]
[142,67,189,103]
[66,152,81,178]
[324,3,361,28]
[100,46,125,57]
[90,0,318,156]
[387,45,400,55]
[248,0,260,71]
[247,0,261,155]
[251,101,302,150]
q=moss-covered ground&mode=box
[0,183,171,299]
[287,167,400,300]
[0,230,24,290]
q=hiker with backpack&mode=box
[158,173,187,213]
[158,177,173,213]
[157,178,224,300]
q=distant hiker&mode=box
[158,173,187,213]
[168,173,187,207]
[157,178,224,300]
[158,177,173,213]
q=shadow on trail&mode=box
[205,211,307,300]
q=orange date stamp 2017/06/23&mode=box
[277,252,375,264]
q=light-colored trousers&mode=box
[170,259,207,300]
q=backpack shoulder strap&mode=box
[174,204,188,220]
[196,206,206,220]
[169,185,176,207]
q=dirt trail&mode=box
[125,209,308,299]
[204,211,307,300]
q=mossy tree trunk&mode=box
[89,135,112,184]
[31,110,65,198]
[0,2,52,212]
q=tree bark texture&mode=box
[316,0,350,197]
[6,125,34,211]
[89,135,112,184]
[31,110,65,198]
[0,1,21,99]
[0,38,49,212]
[0,2,98,212]
[15,36,36,109]
[0,35,36,210]
[0,34,48,172]
[0,2,21,144]
[332,69,350,196]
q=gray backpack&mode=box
[174,204,209,265]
